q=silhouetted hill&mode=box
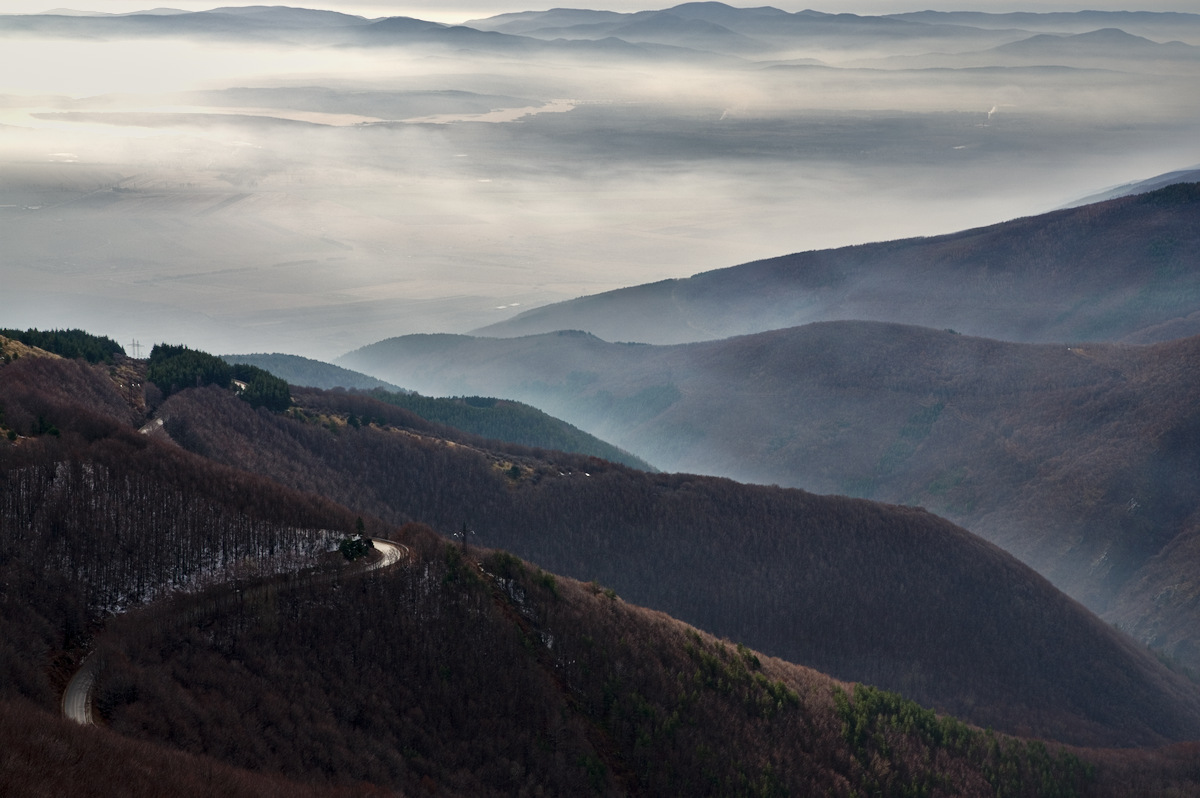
[472,183,1200,345]
[6,345,1176,794]
[341,322,1200,677]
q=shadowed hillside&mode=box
[140,370,1200,747]
[340,322,1200,676]
[472,183,1200,345]
[0,699,374,798]
[5,346,1178,795]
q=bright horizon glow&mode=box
[9,0,1200,26]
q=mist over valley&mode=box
[3,3,1200,795]
[2,3,1198,357]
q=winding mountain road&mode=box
[62,656,98,726]
[62,538,408,725]
[367,538,407,571]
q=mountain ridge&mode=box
[471,182,1200,345]
[340,321,1200,677]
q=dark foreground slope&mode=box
[0,699,354,798]
[1,350,1157,796]
[341,322,1200,676]
[473,182,1200,345]
[148,376,1200,747]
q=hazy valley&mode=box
[3,2,1200,795]
[2,3,1199,358]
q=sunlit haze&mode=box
[1,1,1197,359]
[11,1,1200,19]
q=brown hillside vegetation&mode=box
[340,322,1200,677]
[0,335,58,363]
[0,700,374,798]
[92,536,1096,797]
[2,353,1166,796]
[471,182,1200,345]
[144,373,1200,747]
[3,348,1200,794]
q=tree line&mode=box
[1,328,124,364]
[147,344,290,412]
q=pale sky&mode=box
[9,0,1200,25]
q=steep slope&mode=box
[0,348,1140,796]
[148,378,1200,746]
[340,323,1200,675]
[90,538,1105,797]
[472,183,1200,345]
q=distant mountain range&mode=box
[888,9,1200,39]
[0,5,740,61]
[467,3,1200,58]
[6,4,1200,63]
[472,183,1200,345]
[850,27,1200,72]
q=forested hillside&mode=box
[0,328,124,364]
[152,373,1200,747]
[225,352,651,469]
[341,322,1200,677]
[473,183,1200,345]
[8,343,1186,795]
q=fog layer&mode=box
[1,5,1197,358]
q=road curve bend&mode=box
[62,654,98,725]
[368,538,407,571]
[62,537,410,725]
